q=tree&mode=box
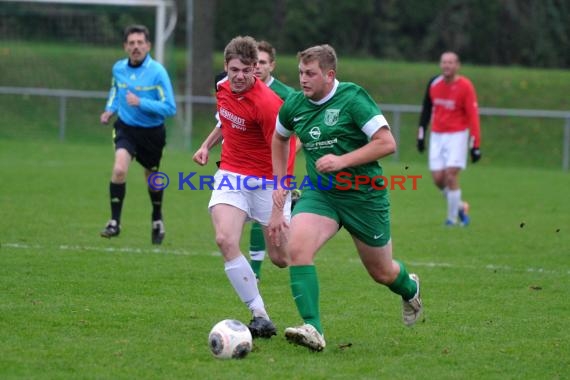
[191,0,215,97]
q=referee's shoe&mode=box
[100,219,120,238]
[152,220,165,245]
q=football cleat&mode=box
[284,324,326,351]
[247,317,277,338]
[100,220,120,238]
[151,220,165,245]
[444,219,456,226]
[402,273,422,326]
[458,201,470,226]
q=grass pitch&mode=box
[1,139,568,379]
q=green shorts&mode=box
[292,188,391,247]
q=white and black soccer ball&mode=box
[208,319,252,359]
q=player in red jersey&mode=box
[416,51,482,226]
[209,41,300,282]
[193,36,290,338]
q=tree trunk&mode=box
[191,0,215,97]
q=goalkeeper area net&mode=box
[0,0,191,147]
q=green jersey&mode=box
[276,80,390,193]
[268,76,295,101]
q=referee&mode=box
[99,24,176,244]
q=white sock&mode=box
[447,189,461,223]
[224,254,268,318]
[249,250,265,261]
[441,186,449,199]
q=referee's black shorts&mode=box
[113,118,166,171]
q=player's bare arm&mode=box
[267,207,288,247]
[193,127,223,165]
[268,131,291,245]
[316,127,396,173]
[294,136,303,153]
[271,130,290,207]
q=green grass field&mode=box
[1,139,568,379]
[1,41,569,379]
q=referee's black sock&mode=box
[148,189,163,221]
[110,182,125,224]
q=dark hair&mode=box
[257,40,276,63]
[224,36,258,66]
[123,24,150,43]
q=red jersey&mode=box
[429,75,481,148]
[217,78,283,178]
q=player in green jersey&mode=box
[268,44,422,351]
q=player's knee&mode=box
[285,245,315,266]
[215,232,238,253]
[445,175,459,188]
[112,166,127,182]
[431,174,445,188]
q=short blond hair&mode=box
[297,44,337,72]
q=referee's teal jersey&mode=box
[104,54,176,127]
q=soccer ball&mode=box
[208,319,252,359]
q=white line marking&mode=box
[346,257,570,275]
[3,243,569,275]
[2,242,207,257]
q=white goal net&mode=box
[0,0,187,145]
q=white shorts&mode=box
[429,130,469,171]
[208,169,291,226]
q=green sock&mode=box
[249,222,266,251]
[250,259,262,280]
[388,261,418,301]
[249,222,265,279]
[290,265,323,334]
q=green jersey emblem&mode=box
[324,109,340,126]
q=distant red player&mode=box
[416,51,481,226]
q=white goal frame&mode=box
[4,0,177,64]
